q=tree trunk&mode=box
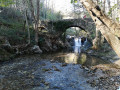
[80,0,120,37]
[25,10,31,44]
[23,20,26,32]
[35,0,40,45]
[22,0,31,44]
[80,0,120,57]
[29,0,39,45]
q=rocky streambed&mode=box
[0,53,120,90]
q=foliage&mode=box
[108,4,118,16]
[0,0,14,7]
[0,25,26,45]
[0,7,23,20]
[40,2,63,21]
[116,17,119,22]
[0,7,29,45]
[71,0,77,3]
[66,28,76,36]
[0,1,63,45]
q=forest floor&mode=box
[0,54,120,90]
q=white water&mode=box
[74,38,81,46]
[74,38,81,53]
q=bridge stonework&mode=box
[41,18,95,33]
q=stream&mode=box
[0,37,119,90]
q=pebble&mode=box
[110,78,114,81]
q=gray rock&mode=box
[110,78,114,82]
[32,45,42,54]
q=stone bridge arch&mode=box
[41,18,95,33]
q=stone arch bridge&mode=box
[41,18,95,33]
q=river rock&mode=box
[110,78,114,82]
[94,69,106,78]
[31,45,42,54]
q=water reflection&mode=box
[64,53,87,64]
[64,53,78,64]
[42,52,110,66]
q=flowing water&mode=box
[74,38,81,53]
[0,37,113,90]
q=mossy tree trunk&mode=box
[80,0,120,57]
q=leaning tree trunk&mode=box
[80,0,120,57]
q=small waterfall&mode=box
[85,38,87,42]
[74,38,81,53]
[74,38,81,47]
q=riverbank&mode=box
[85,42,120,67]
[0,34,72,62]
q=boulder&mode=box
[31,45,42,54]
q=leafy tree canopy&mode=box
[0,0,14,7]
[71,0,77,3]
